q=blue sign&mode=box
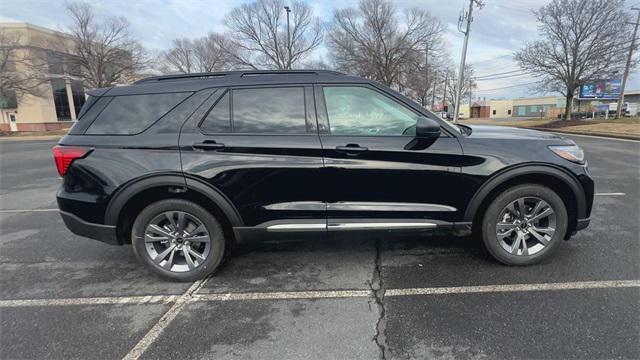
[579,79,622,99]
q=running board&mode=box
[266,221,437,232]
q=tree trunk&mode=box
[564,94,573,120]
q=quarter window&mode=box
[323,86,417,136]
[86,92,190,135]
[232,87,306,134]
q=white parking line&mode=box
[595,192,626,196]
[385,280,640,297]
[0,208,58,213]
[122,277,210,360]
[1,280,637,309]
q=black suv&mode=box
[54,70,594,281]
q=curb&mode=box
[526,127,640,141]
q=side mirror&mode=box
[416,116,441,138]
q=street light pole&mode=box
[453,0,484,123]
[284,6,292,70]
[616,7,640,119]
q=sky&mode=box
[1,0,638,100]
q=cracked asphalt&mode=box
[0,133,639,360]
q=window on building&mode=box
[51,79,71,121]
[530,105,538,112]
[232,87,307,134]
[492,109,497,115]
[47,52,65,75]
[323,86,417,136]
[507,109,512,115]
[86,92,191,135]
[517,106,526,116]
[71,81,86,118]
[200,92,231,134]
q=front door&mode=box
[315,84,466,232]
[179,86,326,231]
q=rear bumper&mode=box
[59,210,119,245]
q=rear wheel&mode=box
[482,184,568,265]
[131,199,225,281]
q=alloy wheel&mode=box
[496,196,557,256]
[144,211,211,272]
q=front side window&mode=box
[232,87,306,134]
[323,86,417,136]
[86,92,190,135]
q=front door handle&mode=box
[336,144,368,155]
[193,141,225,150]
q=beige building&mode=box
[1,23,85,132]
[489,99,514,118]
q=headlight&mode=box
[549,145,585,164]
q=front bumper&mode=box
[59,210,119,245]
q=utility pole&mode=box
[425,45,429,108]
[616,7,640,119]
[443,71,448,116]
[185,49,192,74]
[453,0,484,123]
[284,6,292,70]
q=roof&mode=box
[97,70,366,96]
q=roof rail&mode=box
[134,70,344,84]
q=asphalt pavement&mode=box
[0,133,638,359]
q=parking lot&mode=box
[0,133,638,359]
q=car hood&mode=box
[465,125,567,141]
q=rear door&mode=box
[179,85,326,230]
[315,84,467,231]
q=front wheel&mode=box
[482,184,568,266]
[131,199,225,281]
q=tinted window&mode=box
[200,92,231,133]
[323,87,417,136]
[86,93,190,135]
[232,87,306,134]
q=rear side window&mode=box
[85,93,190,135]
[233,87,306,134]
[200,92,231,134]
[200,87,307,134]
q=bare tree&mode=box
[157,33,232,74]
[327,0,445,87]
[66,2,148,88]
[445,65,476,113]
[515,0,634,120]
[400,48,448,107]
[223,0,323,70]
[0,30,50,102]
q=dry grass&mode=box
[461,117,640,139]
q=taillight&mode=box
[52,146,92,177]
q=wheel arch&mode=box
[464,164,586,239]
[105,173,243,245]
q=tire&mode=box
[481,184,568,266]
[131,199,225,281]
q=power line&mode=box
[475,72,535,81]
[474,81,538,92]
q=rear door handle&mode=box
[193,141,225,150]
[336,144,368,155]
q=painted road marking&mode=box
[0,208,58,213]
[385,280,639,297]
[1,280,637,308]
[122,277,210,360]
[595,192,626,196]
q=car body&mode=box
[54,70,594,280]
